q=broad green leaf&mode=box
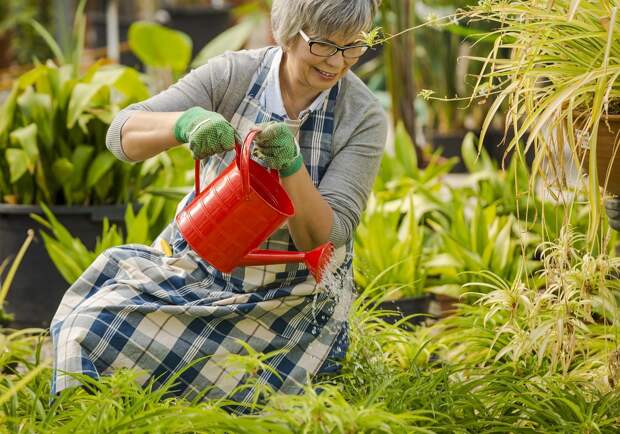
[34,159,52,203]
[125,205,150,244]
[66,82,105,128]
[93,66,149,102]
[191,19,254,68]
[491,219,513,272]
[36,204,88,256]
[9,124,39,165]
[16,64,49,90]
[95,218,124,252]
[70,145,95,188]
[0,84,19,145]
[426,253,461,271]
[6,149,30,182]
[28,18,65,64]
[77,113,95,133]
[128,21,192,72]
[426,284,462,298]
[52,158,75,184]
[16,88,53,149]
[394,121,418,179]
[94,169,114,200]
[144,186,192,201]
[39,232,85,283]
[86,152,116,188]
[461,132,480,173]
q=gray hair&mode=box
[271,0,380,47]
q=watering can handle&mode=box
[193,129,266,199]
[239,129,261,196]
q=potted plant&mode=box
[461,0,620,244]
[376,0,510,171]
[354,124,458,325]
[158,0,234,60]
[0,1,153,327]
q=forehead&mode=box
[309,31,364,46]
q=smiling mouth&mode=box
[314,67,337,79]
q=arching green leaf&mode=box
[129,21,192,72]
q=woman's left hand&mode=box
[253,122,303,177]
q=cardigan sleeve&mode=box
[105,55,232,162]
[318,104,388,248]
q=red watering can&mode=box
[176,130,333,282]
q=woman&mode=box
[51,0,387,410]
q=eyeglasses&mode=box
[298,30,369,59]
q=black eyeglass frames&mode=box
[298,30,370,59]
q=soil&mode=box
[607,98,620,115]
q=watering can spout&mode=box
[238,242,334,282]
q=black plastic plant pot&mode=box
[164,6,233,60]
[0,204,127,329]
[375,294,435,327]
[428,131,470,173]
[429,129,534,173]
[480,129,534,169]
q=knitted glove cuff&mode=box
[173,107,209,143]
[279,153,304,177]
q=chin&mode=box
[309,75,340,92]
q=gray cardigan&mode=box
[106,47,388,248]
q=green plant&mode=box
[29,203,154,285]
[415,0,501,135]
[0,1,151,206]
[128,1,271,92]
[1,268,620,431]
[191,1,271,68]
[374,123,458,198]
[0,0,53,66]
[425,224,620,379]
[128,21,193,92]
[29,141,193,284]
[0,229,35,325]
[354,123,456,299]
[425,194,541,298]
[462,0,620,246]
[354,195,427,299]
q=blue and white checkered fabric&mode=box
[51,47,354,412]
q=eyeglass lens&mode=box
[310,42,368,58]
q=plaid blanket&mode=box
[51,242,351,408]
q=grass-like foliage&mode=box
[3,244,620,433]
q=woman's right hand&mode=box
[173,107,236,160]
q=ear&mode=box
[284,34,302,52]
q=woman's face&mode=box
[284,31,362,93]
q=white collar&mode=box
[262,47,330,120]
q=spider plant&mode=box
[462,0,620,247]
[429,226,620,385]
[2,268,620,432]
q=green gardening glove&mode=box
[605,197,620,232]
[253,121,303,177]
[173,107,235,160]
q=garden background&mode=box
[1,0,620,432]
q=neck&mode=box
[280,52,320,119]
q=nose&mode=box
[324,51,345,70]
